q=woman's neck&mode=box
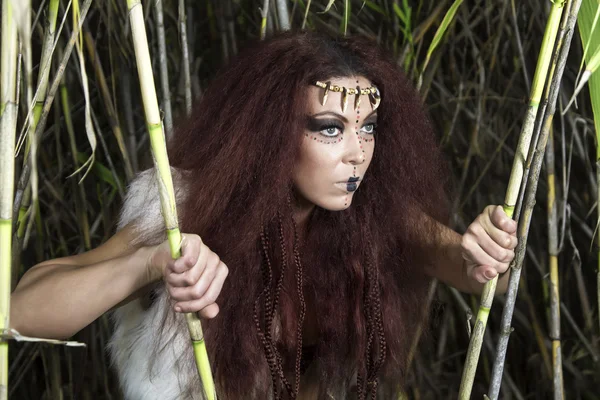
[291,193,315,243]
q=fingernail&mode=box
[174,306,182,313]
[484,271,496,280]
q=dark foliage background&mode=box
[5,0,599,399]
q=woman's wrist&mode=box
[129,245,163,287]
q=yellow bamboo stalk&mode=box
[125,1,216,398]
[458,2,565,398]
[0,0,19,397]
[546,125,564,399]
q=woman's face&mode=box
[293,76,377,211]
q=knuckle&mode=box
[461,235,475,251]
[220,262,229,274]
[193,284,206,298]
[205,293,218,304]
[507,250,515,261]
[184,274,196,286]
[497,249,508,261]
[208,253,221,268]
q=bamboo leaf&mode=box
[318,0,336,14]
[418,0,464,89]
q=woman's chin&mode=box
[319,196,354,211]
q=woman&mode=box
[10,31,517,399]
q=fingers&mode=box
[467,221,515,264]
[462,235,506,283]
[198,303,220,319]
[168,256,222,299]
[171,234,203,274]
[173,263,229,314]
[487,205,517,234]
[166,249,215,288]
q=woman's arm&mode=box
[11,226,229,340]
[10,225,158,340]
[423,205,518,295]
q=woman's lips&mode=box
[336,180,360,192]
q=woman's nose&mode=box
[342,132,366,165]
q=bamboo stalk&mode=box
[0,0,20,397]
[125,1,216,398]
[260,0,270,40]
[275,0,291,30]
[546,126,565,400]
[82,29,134,181]
[11,0,60,289]
[154,0,174,138]
[179,0,192,116]
[14,0,92,248]
[486,1,580,398]
[546,125,565,400]
[458,2,565,398]
[60,74,92,250]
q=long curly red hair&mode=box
[166,31,450,399]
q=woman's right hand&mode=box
[147,234,229,319]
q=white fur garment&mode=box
[107,168,391,399]
[108,167,206,400]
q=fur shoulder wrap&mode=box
[108,167,207,400]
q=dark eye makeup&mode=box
[305,115,378,138]
[306,117,344,133]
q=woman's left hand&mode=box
[461,205,518,284]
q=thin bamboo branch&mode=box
[83,29,134,181]
[11,0,59,290]
[60,74,92,249]
[486,1,581,398]
[125,0,216,398]
[154,0,174,138]
[546,124,565,400]
[179,0,192,115]
[458,2,566,398]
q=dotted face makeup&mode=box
[303,133,343,144]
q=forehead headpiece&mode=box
[314,80,381,112]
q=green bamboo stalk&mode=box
[0,0,20,397]
[260,0,270,40]
[458,2,565,398]
[486,1,580,397]
[125,1,216,398]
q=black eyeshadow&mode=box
[306,117,344,132]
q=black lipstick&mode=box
[346,177,359,192]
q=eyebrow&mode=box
[311,110,378,123]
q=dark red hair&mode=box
[167,31,450,399]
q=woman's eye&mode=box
[361,123,377,134]
[319,126,342,137]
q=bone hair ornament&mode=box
[315,80,381,112]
